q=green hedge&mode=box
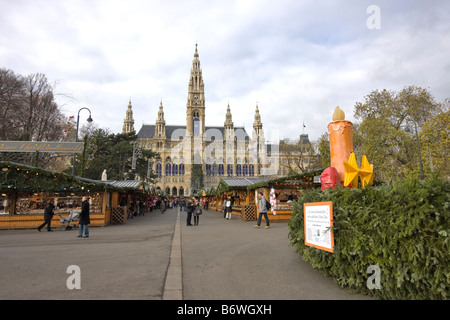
[288,176,450,299]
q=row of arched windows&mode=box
[156,163,259,177]
[155,163,186,177]
[206,164,255,177]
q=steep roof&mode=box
[137,124,250,141]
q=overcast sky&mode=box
[1,0,449,142]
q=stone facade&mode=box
[122,45,316,197]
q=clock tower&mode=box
[186,44,205,137]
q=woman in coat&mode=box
[193,198,202,226]
[78,196,90,238]
[225,196,233,220]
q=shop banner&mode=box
[0,141,84,153]
[304,201,334,253]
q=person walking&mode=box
[160,198,166,214]
[186,197,194,226]
[254,191,270,229]
[37,199,56,232]
[78,196,90,238]
[193,198,202,226]
[138,200,145,216]
[129,200,136,219]
[225,196,233,220]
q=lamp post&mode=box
[72,107,93,175]
[405,120,424,180]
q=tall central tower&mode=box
[186,44,205,137]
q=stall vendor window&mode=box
[14,192,103,215]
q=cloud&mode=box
[1,0,449,143]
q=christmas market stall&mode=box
[216,177,268,221]
[0,162,151,229]
[247,170,323,222]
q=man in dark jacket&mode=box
[38,199,56,232]
[186,197,194,226]
[78,196,90,238]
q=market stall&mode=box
[216,177,268,220]
[0,162,151,229]
[247,170,323,222]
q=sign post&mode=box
[0,141,84,153]
[304,201,334,253]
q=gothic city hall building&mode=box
[121,45,315,197]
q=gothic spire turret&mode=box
[224,103,233,129]
[252,103,265,148]
[253,104,263,132]
[186,44,205,136]
[154,101,166,138]
[122,99,135,134]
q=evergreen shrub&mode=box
[288,176,450,299]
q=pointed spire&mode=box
[194,43,199,58]
[253,103,263,141]
[122,99,134,134]
[224,103,233,128]
[253,103,262,125]
[157,100,165,123]
[155,101,166,139]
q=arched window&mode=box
[236,164,242,176]
[212,163,217,176]
[249,164,255,176]
[218,164,224,176]
[172,164,178,176]
[179,164,185,175]
[165,163,171,176]
[156,163,162,176]
[227,164,233,176]
[172,187,177,196]
[243,164,248,176]
[165,187,170,195]
[206,164,211,176]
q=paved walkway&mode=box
[0,208,371,300]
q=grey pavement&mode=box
[0,208,371,300]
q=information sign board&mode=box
[304,201,334,253]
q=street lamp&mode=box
[72,107,93,175]
[404,120,424,180]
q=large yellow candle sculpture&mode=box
[327,106,354,184]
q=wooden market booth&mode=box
[213,171,322,223]
[246,170,323,222]
[215,177,269,221]
[0,161,151,230]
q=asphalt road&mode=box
[0,207,371,301]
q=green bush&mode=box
[288,176,450,299]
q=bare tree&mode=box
[0,68,71,169]
[0,68,26,140]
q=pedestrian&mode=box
[254,191,270,229]
[37,199,56,232]
[138,200,145,216]
[129,200,136,219]
[194,198,202,226]
[78,196,90,238]
[186,197,194,226]
[225,195,233,220]
[160,198,166,213]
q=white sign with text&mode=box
[304,201,334,253]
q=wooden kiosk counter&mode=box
[0,162,151,230]
[213,171,322,223]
